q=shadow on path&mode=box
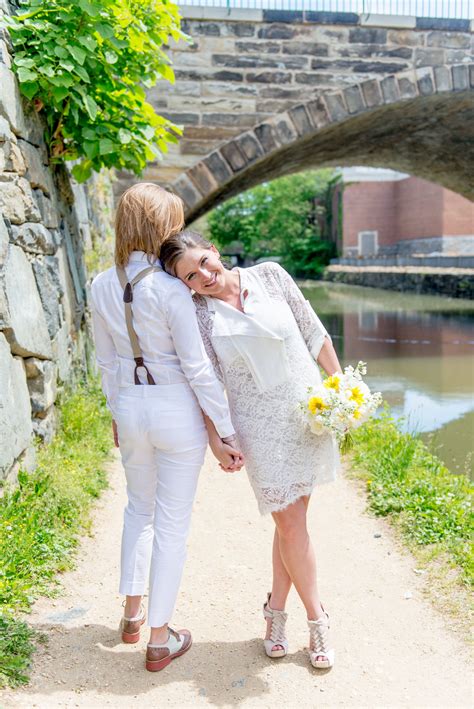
[24,623,318,706]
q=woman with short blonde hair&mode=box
[91,184,243,672]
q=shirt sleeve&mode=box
[166,284,235,438]
[274,263,330,360]
[90,285,119,416]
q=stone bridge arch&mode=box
[169,65,474,221]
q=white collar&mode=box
[128,250,160,265]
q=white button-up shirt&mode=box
[90,251,235,438]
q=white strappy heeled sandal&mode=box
[263,593,288,658]
[308,610,335,669]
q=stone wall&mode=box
[323,264,474,298]
[0,7,114,482]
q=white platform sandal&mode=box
[263,593,288,658]
[308,611,335,669]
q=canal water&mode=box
[301,282,474,475]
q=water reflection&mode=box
[302,282,474,474]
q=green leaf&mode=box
[50,73,74,88]
[104,51,117,64]
[82,94,99,121]
[54,46,69,59]
[77,35,97,52]
[17,67,37,83]
[14,57,35,68]
[74,65,90,83]
[59,61,75,72]
[52,85,70,102]
[94,23,114,39]
[77,0,101,17]
[83,140,99,159]
[99,138,114,154]
[20,81,39,100]
[118,129,131,144]
[71,160,93,182]
[67,45,86,66]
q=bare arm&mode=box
[317,336,343,377]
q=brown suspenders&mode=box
[116,265,161,385]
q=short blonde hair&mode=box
[114,183,185,267]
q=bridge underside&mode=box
[181,90,473,223]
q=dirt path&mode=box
[1,451,471,708]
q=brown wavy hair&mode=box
[114,183,185,267]
[160,230,213,277]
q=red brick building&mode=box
[335,168,474,259]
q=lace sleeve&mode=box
[271,263,330,360]
[193,295,225,384]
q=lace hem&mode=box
[255,469,337,515]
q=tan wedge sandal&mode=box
[263,593,288,658]
[308,610,335,669]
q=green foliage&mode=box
[351,410,473,585]
[4,0,184,181]
[0,380,112,687]
[208,170,338,278]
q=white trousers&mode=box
[114,383,207,628]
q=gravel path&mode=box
[2,451,471,708]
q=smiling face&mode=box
[174,245,227,295]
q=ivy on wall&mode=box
[4,0,185,181]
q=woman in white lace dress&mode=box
[160,231,342,669]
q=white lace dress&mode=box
[194,262,338,514]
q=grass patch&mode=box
[350,410,473,590]
[0,380,112,688]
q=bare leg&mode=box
[271,497,325,622]
[264,527,293,651]
[125,595,142,618]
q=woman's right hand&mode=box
[211,440,244,473]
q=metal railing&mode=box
[181,0,474,19]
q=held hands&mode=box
[212,436,244,473]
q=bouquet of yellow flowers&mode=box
[302,361,382,454]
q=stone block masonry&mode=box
[0,6,114,481]
[113,7,474,196]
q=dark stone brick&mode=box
[188,162,218,195]
[212,71,244,82]
[306,98,330,130]
[192,22,221,37]
[452,65,469,91]
[220,142,247,172]
[350,61,409,73]
[338,44,412,60]
[295,72,337,86]
[256,99,295,113]
[173,175,203,210]
[179,140,216,156]
[235,41,280,54]
[343,85,365,114]
[417,73,434,96]
[380,76,399,103]
[257,25,298,40]
[361,79,383,107]
[433,66,452,92]
[349,28,387,44]
[262,11,303,23]
[161,112,199,126]
[236,133,264,163]
[282,42,329,56]
[398,76,417,99]
[311,59,355,70]
[288,105,313,136]
[415,18,470,32]
[203,152,233,184]
[470,64,474,89]
[211,54,280,69]
[255,123,280,152]
[325,93,348,122]
[246,72,292,84]
[260,87,308,100]
[273,115,298,145]
[174,70,206,82]
[226,23,256,38]
[304,11,359,25]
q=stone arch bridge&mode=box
[115,7,474,219]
